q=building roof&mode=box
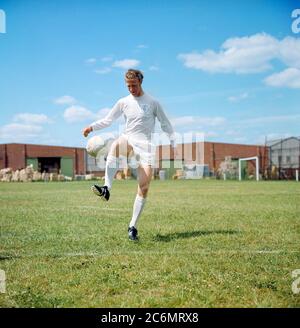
[0,142,85,150]
[266,136,300,147]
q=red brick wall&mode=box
[75,148,86,175]
[0,144,26,170]
[0,143,86,174]
[0,144,6,169]
[204,142,267,173]
[25,144,78,157]
[157,142,268,173]
[1,142,268,175]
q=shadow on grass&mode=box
[154,229,240,242]
[0,254,20,261]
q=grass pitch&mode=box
[0,180,299,308]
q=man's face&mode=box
[125,78,142,97]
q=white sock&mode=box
[129,195,147,228]
[104,155,119,190]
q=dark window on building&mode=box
[38,157,60,173]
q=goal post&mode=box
[238,156,259,181]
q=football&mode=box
[86,135,105,157]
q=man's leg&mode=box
[92,136,132,200]
[104,138,123,191]
[128,165,152,240]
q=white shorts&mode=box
[121,134,156,167]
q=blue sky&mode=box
[0,0,300,148]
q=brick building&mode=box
[0,143,86,177]
[0,141,268,179]
[157,141,268,177]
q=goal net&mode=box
[238,156,259,181]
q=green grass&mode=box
[0,180,299,308]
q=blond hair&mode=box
[125,69,144,82]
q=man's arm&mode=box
[155,102,176,148]
[82,101,122,137]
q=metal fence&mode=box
[265,136,300,180]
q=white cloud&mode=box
[203,131,219,138]
[0,123,43,140]
[95,67,112,74]
[137,44,148,49]
[1,113,52,143]
[171,116,195,126]
[178,33,278,74]
[63,106,95,123]
[95,107,111,118]
[54,95,77,105]
[225,130,241,136]
[63,106,115,124]
[178,33,300,74]
[164,130,217,144]
[149,65,159,71]
[13,113,52,124]
[171,116,226,128]
[228,92,249,103]
[134,45,149,54]
[264,68,300,89]
[232,137,248,143]
[242,114,300,125]
[265,133,292,140]
[112,59,140,69]
[101,56,113,62]
[94,107,124,124]
[85,58,97,64]
[255,133,293,144]
[278,37,300,68]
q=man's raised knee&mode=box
[139,184,149,197]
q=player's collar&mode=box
[130,91,146,99]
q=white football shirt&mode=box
[90,93,175,142]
